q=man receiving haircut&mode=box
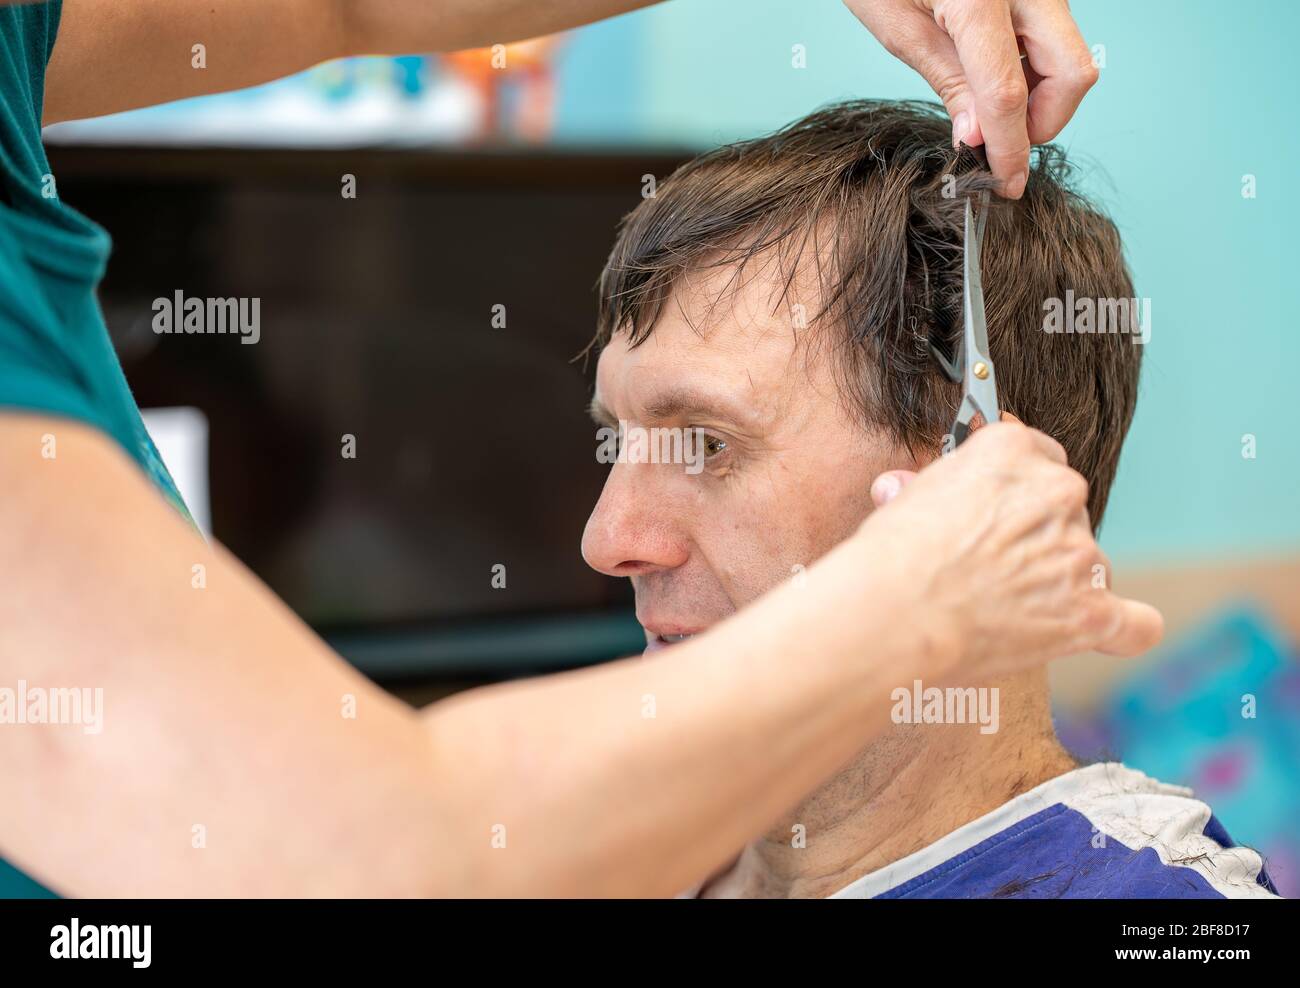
[582,100,1279,899]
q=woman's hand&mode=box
[864,417,1162,683]
[845,0,1098,198]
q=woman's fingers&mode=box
[847,2,980,146]
[1010,0,1099,144]
[845,0,1098,198]
[1095,597,1165,658]
[856,417,1163,682]
[931,0,1030,196]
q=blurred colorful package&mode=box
[1057,606,1300,897]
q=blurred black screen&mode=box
[47,146,689,676]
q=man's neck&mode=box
[699,686,1077,899]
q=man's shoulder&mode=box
[836,763,1281,900]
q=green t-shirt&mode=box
[0,0,188,897]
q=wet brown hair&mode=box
[591,99,1143,528]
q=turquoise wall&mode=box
[563,0,1299,563]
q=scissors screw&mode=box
[973,361,990,380]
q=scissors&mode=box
[930,156,998,448]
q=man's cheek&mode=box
[718,521,807,605]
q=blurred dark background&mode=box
[47,145,694,688]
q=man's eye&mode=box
[703,434,728,458]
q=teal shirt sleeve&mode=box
[0,1,191,897]
[0,1,189,512]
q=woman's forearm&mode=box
[418,527,944,897]
[0,416,1154,897]
[45,0,662,125]
[344,1,661,56]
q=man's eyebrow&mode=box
[590,387,759,430]
[641,387,756,429]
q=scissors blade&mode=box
[954,189,998,443]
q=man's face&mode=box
[583,261,922,655]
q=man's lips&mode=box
[641,628,703,655]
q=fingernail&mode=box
[875,474,901,503]
[1007,170,1028,198]
[951,112,970,148]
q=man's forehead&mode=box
[594,328,799,434]
[594,263,816,418]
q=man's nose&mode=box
[581,463,688,578]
